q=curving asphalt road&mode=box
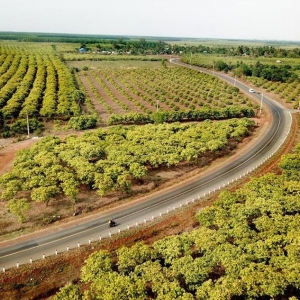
[0,59,293,270]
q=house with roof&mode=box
[79,47,87,53]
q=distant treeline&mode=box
[0,33,139,44]
[80,38,168,55]
[1,32,300,57]
[181,54,300,83]
[0,31,179,42]
[179,44,300,58]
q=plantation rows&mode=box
[182,53,300,109]
[247,77,300,108]
[80,66,255,120]
[0,44,81,122]
[0,43,258,130]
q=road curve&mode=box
[0,60,293,270]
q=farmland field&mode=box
[0,41,259,137]
[2,37,300,300]
[0,42,80,120]
[71,61,255,123]
[1,40,298,135]
[0,41,260,239]
[0,41,260,234]
[182,53,300,109]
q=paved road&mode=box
[0,60,293,271]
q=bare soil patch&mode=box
[77,73,110,118]
[92,68,158,112]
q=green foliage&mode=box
[2,118,43,137]
[108,108,255,125]
[31,186,60,205]
[81,250,112,283]
[6,198,30,223]
[108,113,152,125]
[0,110,3,127]
[84,272,146,300]
[55,141,300,299]
[279,147,300,181]
[52,283,82,300]
[85,66,256,125]
[152,111,167,124]
[0,43,82,136]
[72,89,85,105]
[117,242,155,274]
[0,120,253,206]
[183,51,299,82]
[0,173,22,200]
[214,60,229,72]
[68,115,98,130]
[153,235,193,264]
[155,281,194,300]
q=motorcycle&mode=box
[108,219,117,227]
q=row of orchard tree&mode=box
[0,44,83,136]
[0,45,81,118]
[87,67,254,115]
[0,119,254,222]
[108,107,255,125]
[54,141,300,299]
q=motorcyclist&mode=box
[108,219,116,227]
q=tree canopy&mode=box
[54,141,300,299]
[0,119,254,221]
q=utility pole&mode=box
[26,111,30,139]
[260,93,263,114]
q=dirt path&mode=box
[0,138,38,176]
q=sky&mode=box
[0,0,299,42]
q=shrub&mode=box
[68,115,98,130]
[1,118,44,137]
